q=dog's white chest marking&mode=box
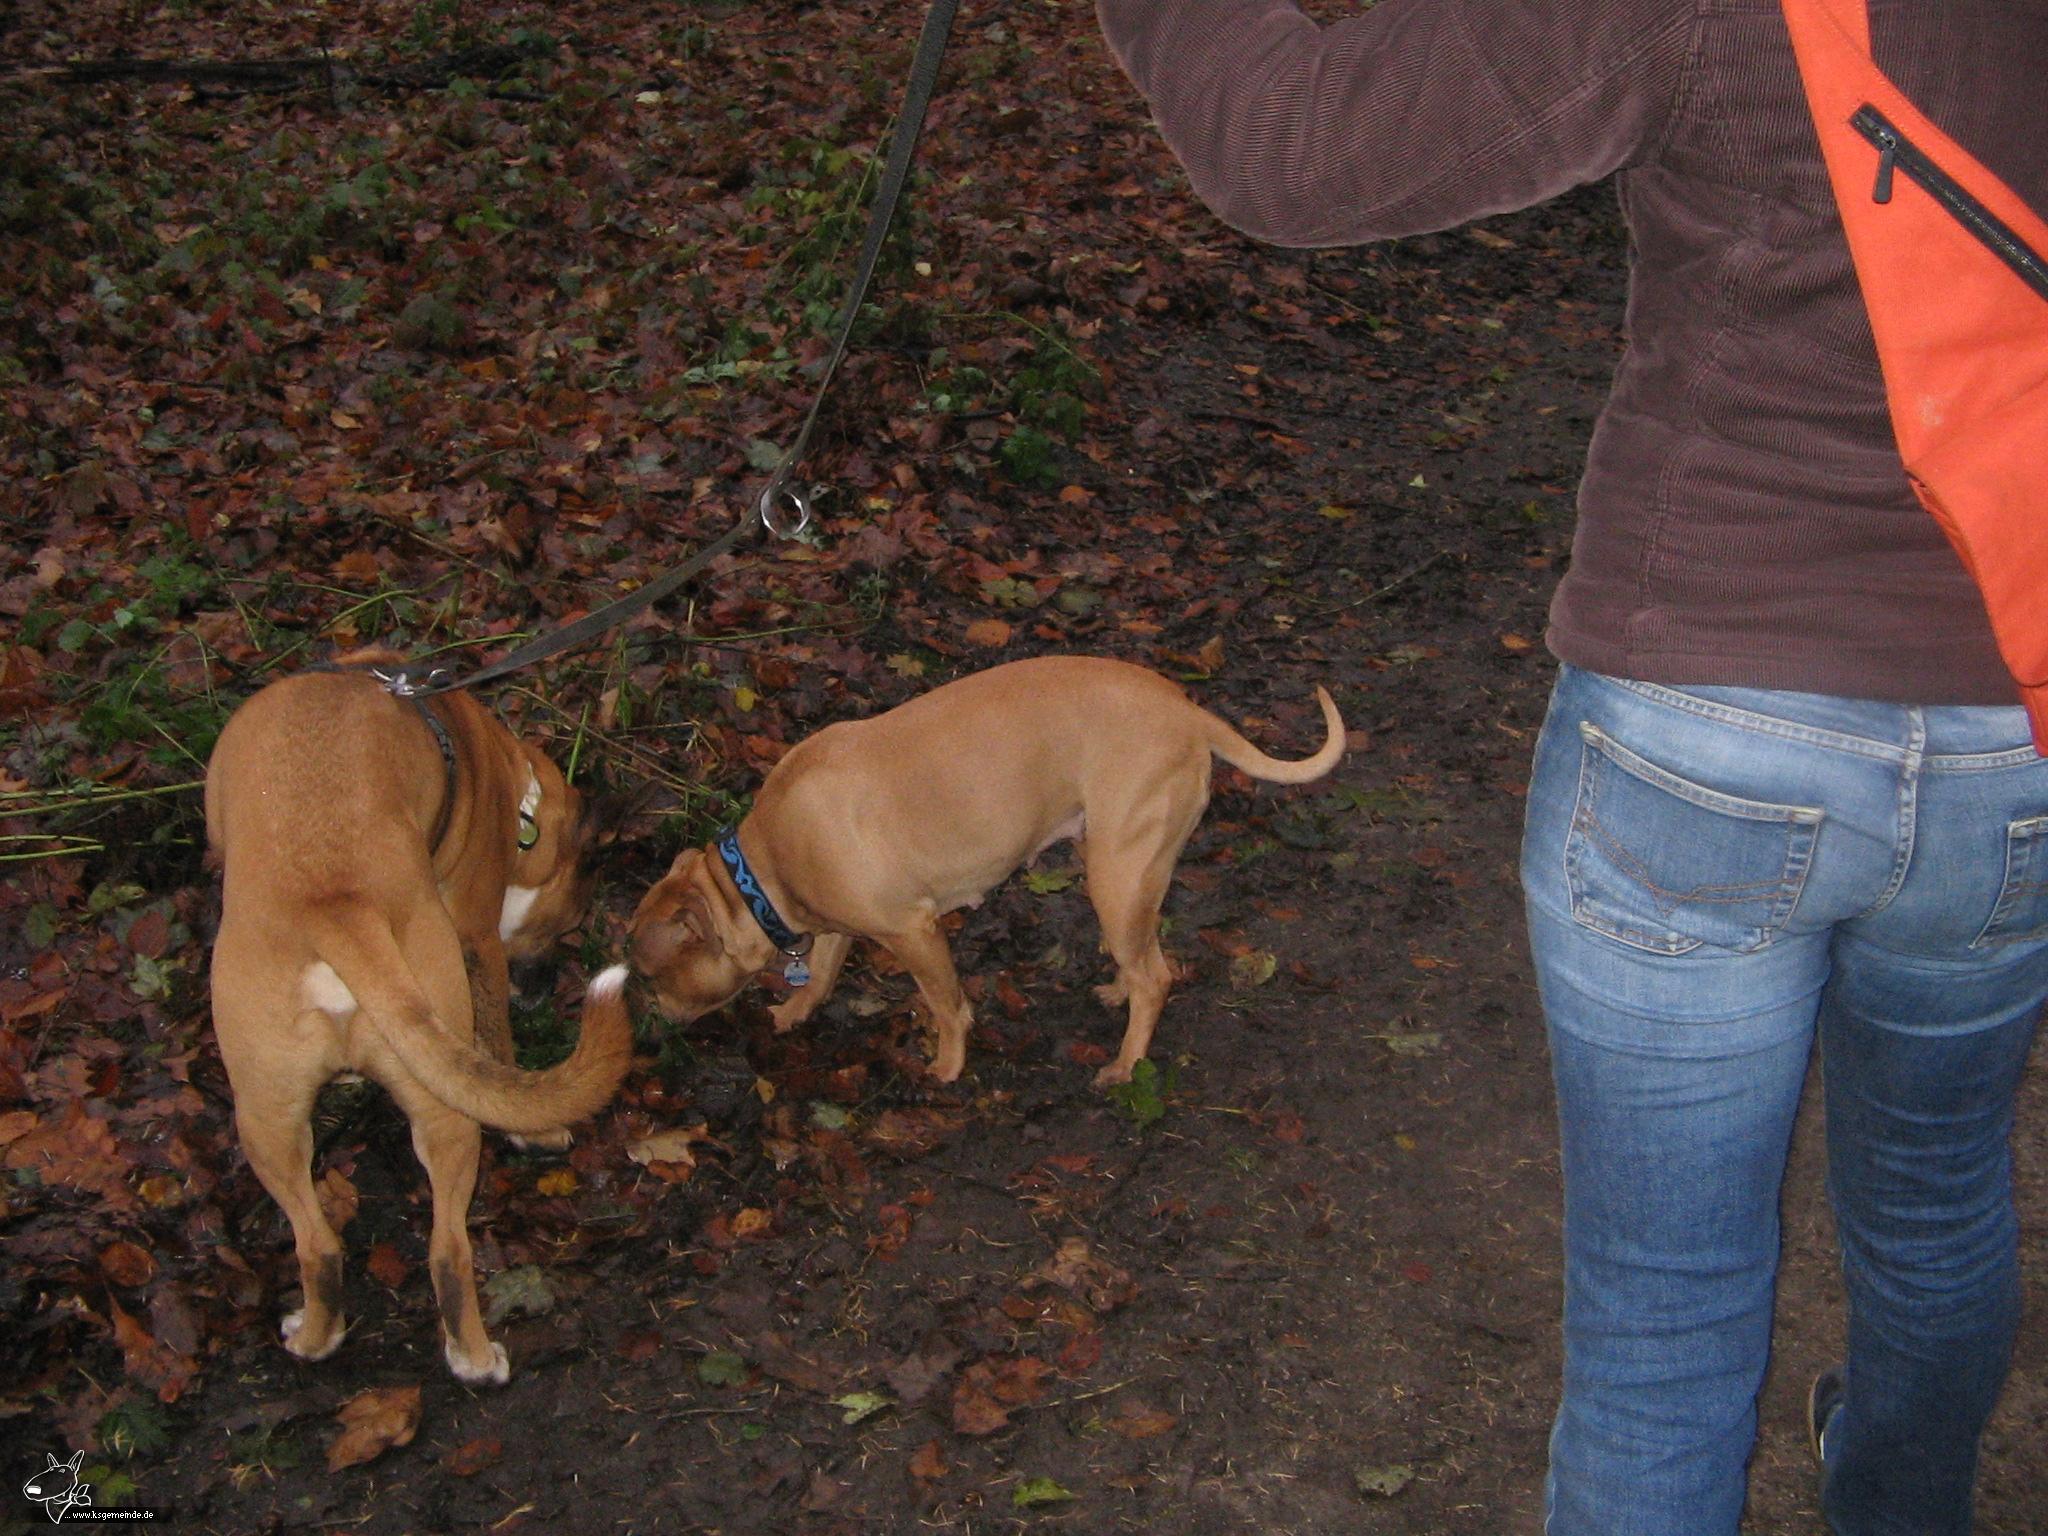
[300,962,359,1019]
[499,884,542,941]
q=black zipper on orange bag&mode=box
[1851,104,2048,303]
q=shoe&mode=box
[1808,1366,1845,1464]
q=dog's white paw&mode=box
[280,1309,346,1361]
[446,1337,511,1386]
[506,1128,572,1152]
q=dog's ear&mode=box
[628,853,723,972]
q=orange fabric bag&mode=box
[1782,0,2048,747]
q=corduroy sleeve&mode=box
[1096,0,1694,245]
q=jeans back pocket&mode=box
[1566,722,1824,955]
[1972,814,2048,949]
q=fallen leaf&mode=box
[108,1295,197,1402]
[535,1168,578,1197]
[443,1436,501,1477]
[1228,949,1278,989]
[316,1168,358,1232]
[1032,1238,1137,1314]
[327,1385,422,1472]
[951,1379,1011,1437]
[1012,1475,1074,1509]
[1109,1404,1178,1439]
[833,1391,891,1425]
[99,1240,155,1288]
[617,1329,662,1364]
[1355,1462,1416,1497]
[697,1350,748,1387]
[365,1243,409,1291]
[963,617,1011,648]
[481,1265,557,1327]
[749,1330,843,1394]
[4,1102,137,1211]
[907,1439,949,1482]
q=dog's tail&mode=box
[317,911,632,1136]
[1204,685,1346,785]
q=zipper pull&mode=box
[1872,131,1896,204]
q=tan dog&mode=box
[630,656,1344,1087]
[205,651,632,1384]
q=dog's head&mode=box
[498,746,620,962]
[627,846,758,1021]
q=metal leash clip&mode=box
[368,665,452,698]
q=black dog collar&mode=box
[715,827,813,984]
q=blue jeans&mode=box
[1522,666,2045,1536]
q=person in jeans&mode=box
[1094,1,2047,1531]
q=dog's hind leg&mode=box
[394,916,512,1382]
[222,1010,350,1362]
[1083,803,1201,1089]
[394,1085,506,1384]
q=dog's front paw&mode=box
[767,997,813,1034]
[280,1308,347,1362]
[446,1337,511,1386]
[1092,1060,1137,1090]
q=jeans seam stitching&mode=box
[1613,678,1907,760]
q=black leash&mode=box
[412,0,964,700]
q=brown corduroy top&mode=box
[1097,0,2048,706]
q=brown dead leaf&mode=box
[963,617,1011,648]
[108,1296,196,1402]
[443,1435,502,1477]
[331,549,383,584]
[617,1329,662,1364]
[1033,1237,1137,1314]
[327,1384,422,1472]
[950,1378,1011,1437]
[908,1439,949,1482]
[4,1102,137,1211]
[628,1124,715,1173]
[125,909,170,958]
[863,1107,965,1158]
[950,1354,1053,1436]
[99,1240,155,1288]
[365,1243,409,1291]
[749,1330,844,1395]
[1109,1403,1179,1439]
[1056,1330,1103,1375]
[316,1168,358,1232]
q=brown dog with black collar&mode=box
[204,650,631,1383]
[629,656,1345,1087]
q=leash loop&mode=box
[758,482,814,541]
[368,0,960,699]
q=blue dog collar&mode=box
[714,828,813,982]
